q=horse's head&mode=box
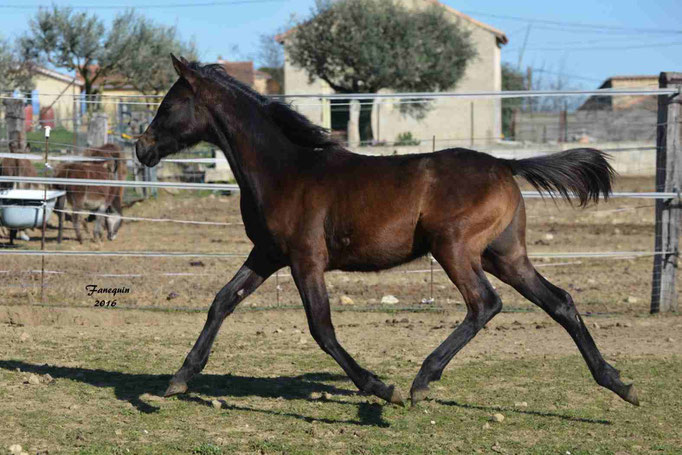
[135,54,211,167]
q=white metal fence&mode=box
[1,85,680,313]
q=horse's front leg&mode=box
[105,208,122,241]
[290,256,404,405]
[165,247,280,397]
[93,206,107,241]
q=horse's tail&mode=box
[501,148,615,206]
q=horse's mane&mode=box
[188,62,339,150]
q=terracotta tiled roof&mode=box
[217,60,255,87]
[75,65,133,89]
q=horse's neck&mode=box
[210,104,301,205]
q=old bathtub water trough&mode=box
[0,189,65,230]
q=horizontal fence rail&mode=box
[3,87,680,100]
[0,175,678,199]
[0,152,220,165]
[0,145,662,164]
[0,176,238,191]
[0,249,670,259]
[1,87,679,108]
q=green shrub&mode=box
[394,131,420,146]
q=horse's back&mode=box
[55,161,118,207]
[320,148,521,269]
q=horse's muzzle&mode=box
[135,139,160,167]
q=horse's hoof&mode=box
[622,383,639,406]
[387,385,405,406]
[164,380,188,397]
[410,387,430,406]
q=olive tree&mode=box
[0,35,33,93]
[115,19,197,97]
[286,0,476,140]
[20,6,194,101]
[20,6,128,97]
[257,32,284,94]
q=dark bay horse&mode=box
[135,55,638,407]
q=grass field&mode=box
[1,307,680,454]
[1,175,681,454]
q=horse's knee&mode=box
[472,282,502,327]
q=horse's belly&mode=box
[327,223,427,271]
[82,200,108,211]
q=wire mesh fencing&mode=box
[1,85,679,315]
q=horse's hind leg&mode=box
[410,242,502,405]
[164,247,279,397]
[72,212,83,244]
[482,202,639,406]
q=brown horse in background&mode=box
[0,142,39,244]
[83,143,127,216]
[135,55,638,408]
[55,143,126,243]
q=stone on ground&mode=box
[381,295,399,305]
[339,295,355,306]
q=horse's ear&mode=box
[170,53,199,91]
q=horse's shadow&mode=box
[0,360,388,427]
[0,360,612,428]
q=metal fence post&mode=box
[651,72,682,314]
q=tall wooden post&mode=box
[651,72,682,314]
[87,112,108,148]
[3,98,26,151]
